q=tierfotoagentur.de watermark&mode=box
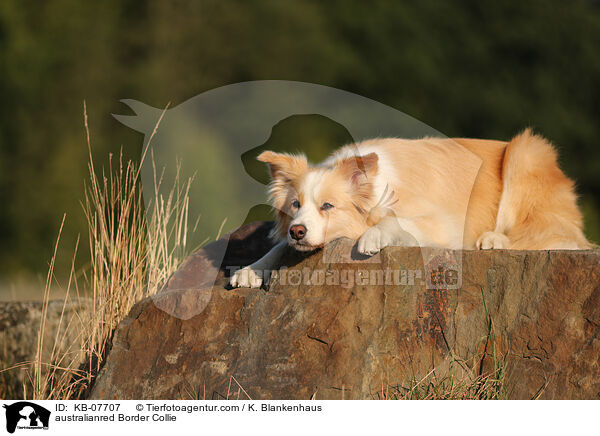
[226,262,460,290]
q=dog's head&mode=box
[258,150,378,251]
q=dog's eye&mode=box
[321,202,334,210]
[291,200,300,209]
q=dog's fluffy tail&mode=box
[493,129,592,249]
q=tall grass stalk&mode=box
[13,101,194,399]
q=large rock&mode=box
[90,222,600,399]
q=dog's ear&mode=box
[257,151,308,182]
[335,152,378,186]
[257,151,307,215]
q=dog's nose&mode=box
[289,224,307,241]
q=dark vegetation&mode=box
[1,0,599,285]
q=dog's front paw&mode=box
[230,266,264,288]
[476,231,509,249]
[358,226,383,256]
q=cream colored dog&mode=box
[230,129,591,288]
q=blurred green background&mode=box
[0,0,599,294]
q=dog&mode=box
[230,129,591,288]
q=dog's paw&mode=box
[358,226,383,256]
[476,231,510,250]
[229,266,264,288]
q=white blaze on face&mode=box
[288,170,328,249]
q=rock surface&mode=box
[90,222,600,400]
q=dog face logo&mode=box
[115,80,465,318]
[2,402,50,433]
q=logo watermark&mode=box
[114,80,477,318]
[227,259,460,290]
[2,402,51,434]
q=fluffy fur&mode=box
[230,129,591,288]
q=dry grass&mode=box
[80,100,191,379]
[181,359,508,400]
[377,361,508,400]
[1,101,195,399]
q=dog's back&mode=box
[325,131,590,249]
